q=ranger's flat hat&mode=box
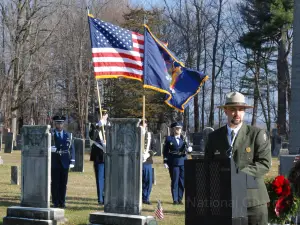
[218,92,253,109]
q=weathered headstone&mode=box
[4,132,13,153]
[11,166,19,185]
[190,127,214,159]
[0,132,2,151]
[271,128,277,154]
[13,134,22,150]
[0,156,3,165]
[21,126,51,208]
[3,125,66,225]
[152,167,156,185]
[89,118,156,225]
[191,132,204,152]
[273,135,283,157]
[152,133,162,156]
[2,128,8,144]
[279,155,298,177]
[71,138,85,172]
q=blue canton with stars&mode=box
[89,17,133,50]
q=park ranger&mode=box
[204,92,272,225]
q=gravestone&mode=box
[4,132,13,153]
[3,125,66,225]
[279,155,298,177]
[152,167,156,185]
[152,133,162,156]
[0,132,2,151]
[13,134,22,150]
[89,118,156,225]
[273,135,282,157]
[203,127,214,147]
[71,138,85,172]
[271,128,277,154]
[11,166,19,185]
[2,128,8,144]
[191,127,214,159]
[278,141,289,157]
[191,132,204,152]
[0,156,3,165]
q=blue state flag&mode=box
[143,25,209,112]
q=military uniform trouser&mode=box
[51,167,69,207]
[247,204,268,225]
[94,162,105,204]
[142,163,153,202]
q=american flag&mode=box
[88,15,144,81]
[154,200,164,220]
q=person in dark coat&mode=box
[163,121,192,205]
[89,110,108,205]
[51,115,75,208]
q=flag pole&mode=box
[142,15,148,127]
[142,95,145,127]
[96,81,106,142]
[87,6,106,142]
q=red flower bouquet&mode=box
[266,175,300,224]
[272,175,291,196]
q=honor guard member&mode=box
[204,92,271,225]
[89,110,108,205]
[139,119,156,205]
[51,115,75,208]
[163,122,192,205]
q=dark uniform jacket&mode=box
[51,130,75,169]
[163,135,189,166]
[204,123,272,207]
[89,124,105,163]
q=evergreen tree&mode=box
[238,0,293,136]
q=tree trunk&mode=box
[277,32,288,137]
[208,0,222,127]
[193,0,203,133]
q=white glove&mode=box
[164,163,169,169]
[51,146,57,152]
[69,164,75,169]
[187,146,193,153]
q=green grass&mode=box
[0,151,279,225]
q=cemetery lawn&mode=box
[0,151,279,225]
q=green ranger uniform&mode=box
[205,91,272,225]
[205,124,271,225]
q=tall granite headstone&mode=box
[4,132,13,153]
[89,118,156,225]
[21,126,51,208]
[71,138,85,172]
[3,125,66,225]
